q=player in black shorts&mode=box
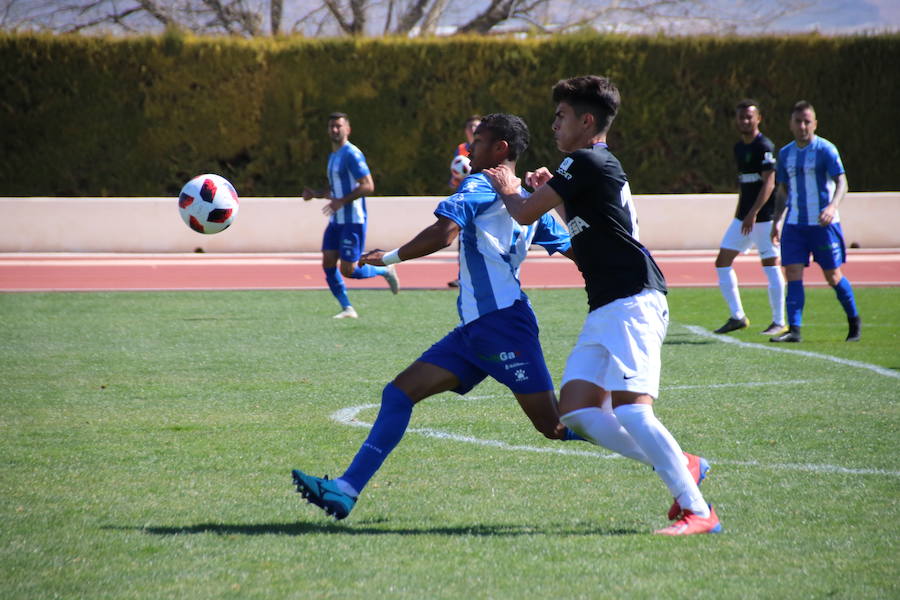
[485,75,721,535]
[713,99,787,336]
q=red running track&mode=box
[1,250,898,292]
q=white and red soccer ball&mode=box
[178,174,239,234]
[450,154,471,179]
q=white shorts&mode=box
[720,218,778,259]
[561,288,669,399]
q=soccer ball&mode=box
[178,174,239,234]
[450,154,471,179]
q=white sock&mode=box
[764,265,786,325]
[561,407,651,465]
[716,267,744,320]
[613,404,708,517]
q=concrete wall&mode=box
[1,192,897,252]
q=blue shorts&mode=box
[781,223,846,270]
[322,222,366,263]
[417,300,554,395]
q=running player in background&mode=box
[447,115,481,288]
[769,101,860,343]
[302,112,399,319]
[713,99,787,336]
[292,113,584,520]
[485,75,721,536]
[448,115,481,190]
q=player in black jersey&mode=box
[713,99,787,336]
[485,75,721,535]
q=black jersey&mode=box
[734,133,777,222]
[547,143,667,312]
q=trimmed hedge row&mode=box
[1,32,897,196]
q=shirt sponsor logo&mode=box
[556,157,574,180]
[738,173,762,183]
[514,369,528,382]
[567,216,590,237]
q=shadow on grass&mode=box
[105,521,639,537]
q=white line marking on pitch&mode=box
[681,324,900,379]
[330,404,900,477]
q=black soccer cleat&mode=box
[846,316,861,342]
[770,325,802,343]
[714,316,749,334]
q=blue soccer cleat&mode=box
[291,469,356,520]
[667,453,711,520]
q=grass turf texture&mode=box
[1,287,897,599]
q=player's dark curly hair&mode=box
[552,75,620,134]
[475,113,530,160]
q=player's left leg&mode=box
[338,223,399,293]
[815,223,860,341]
[753,221,787,335]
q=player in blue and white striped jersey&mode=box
[302,112,399,319]
[769,101,860,342]
[291,113,585,520]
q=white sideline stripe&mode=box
[330,404,900,477]
[682,324,900,379]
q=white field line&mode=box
[681,324,900,380]
[330,403,900,478]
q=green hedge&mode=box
[1,32,897,196]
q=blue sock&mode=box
[324,267,351,308]
[563,427,587,442]
[786,280,805,327]
[350,264,387,279]
[340,383,413,495]
[832,278,859,318]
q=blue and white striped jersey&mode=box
[775,136,845,226]
[327,141,371,225]
[435,172,571,325]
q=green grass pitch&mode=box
[1,287,898,599]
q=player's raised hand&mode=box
[359,250,386,266]
[525,167,552,190]
[483,165,521,195]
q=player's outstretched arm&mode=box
[360,217,460,266]
[484,165,562,225]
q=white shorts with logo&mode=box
[720,218,778,259]
[561,288,669,399]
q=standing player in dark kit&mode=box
[486,75,721,535]
[713,99,786,336]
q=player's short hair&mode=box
[475,113,529,161]
[790,100,815,116]
[552,75,620,134]
[328,112,350,123]
[736,98,761,113]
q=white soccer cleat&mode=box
[333,306,358,319]
[383,264,400,295]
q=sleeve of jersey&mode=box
[824,143,845,177]
[761,139,777,172]
[546,151,587,203]
[434,191,485,229]
[775,148,788,183]
[531,213,571,255]
[347,148,371,179]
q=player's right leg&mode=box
[292,360,459,520]
[321,225,355,318]
[713,222,750,334]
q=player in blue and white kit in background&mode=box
[302,112,399,319]
[291,113,586,520]
[769,101,860,343]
